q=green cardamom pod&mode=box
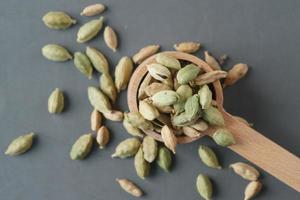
[230,162,260,181]
[198,85,212,109]
[173,101,186,115]
[155,53,181,70]
[126,112,153,131]
[156,146,172,172]
[42,44,72,62]
[134,147,150,179]
[48,88,64,114]
[111,138,141,158]
[212,129,236,147]
[114,56,133,92]
[73,52,93,79]
[123,113,144,138]
[198,145,221,169]
[176,64,201,84]
[151,90,180,106]
[244,181,262,200]
[70,134,93,160]
[203,106,225,126]
[99,73,117,102]
[87,86,111,113]
[184,94,202,121]
[196,174,213,200]
[77,16,104,43]
[139,100,160,121]
[86,46,109,73]
[142,136,158,163]
[176,84,193,101]
[5,132,35,156]
[42,11,76,29]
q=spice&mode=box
[5,132,35,156]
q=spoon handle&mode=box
[223,112,300,192]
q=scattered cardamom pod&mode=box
[196,174,213,200]
[144,82,171,97]
[42,44,72,62]
[147,63,171,82]
[104,26,118,52]
[152,90,179,106]
[139,100,160,121]
[156,146,172,172]
[212,128,236,147]
[87,86,111,113]
[244,181,262,200]
[224,63,249,87]
[96,126,110,149]
[100,73,117,102]
[114,56,133,92]
[126,112,153,131]
[90,109,102,132]
[155,53,181,70]
[42,11,76,29]
[203,106,225,126]
[195,70,227,86]
[142,136,158,163]
[176,64,201,84]
[198,85,212,109]
[204,51,221,70]
[173,42,201,53]
[70,134,93,160]
[80,4,106,17]
[102,110,124,121]
[182,126,201,138]
[116,178,143,197]
[74,52,93,79]
[230,162,260,181]
[134,147,150,179]
[133,44,160,64]
[48,88,64,114]
[111,138,141,158]
[190,120,209,132]
[5,132,35,156]
[77,16,104,43]
[123,114,144,137]
[198,145,221,169]
[86,46,109,73]
[161,125,177,154]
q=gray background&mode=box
[0,0,299,199]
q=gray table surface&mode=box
[0,0,299,199]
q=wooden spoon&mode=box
[127,51,300,192]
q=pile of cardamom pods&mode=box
[3,3,263,200]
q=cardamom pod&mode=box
[139,101,160,121]
[224,63,249,87]
[90,109,102,131]
[111,138,141,158]
[116,178,143,197]
[87,86,111,113]
[230,162,260,181]
[142,136,158,163]
[156,146,172,172]
[132,45,160,64]
[173,75,180,90]
[70,134,93,160]
[123,114,144,137]
[190,120,208,131]
[198,85,212,109]
[126,112,153,131]
[102,110,124,121]
[182,126,201,138]
[99,73,117,102]
[173,101,186,115]
[198,145,221,169]
[77,16,104,43]
[134,147,150,179]
[184,94,202,121]
[114,56,133,92]
[204,51,221,70]
[5,132,35,156]
[155,53,181,70]
[173,42,201,53]
[155,104,174,114]
[48,88,64,114]
[195,70,227,86]
[147,63,171,82]
[42,44,72,62]
[42,11,76,29]
[151,90,179,106]
[172,112,197,127]
[161,125,177,154]
[80,4,106,17]
[203,106,224,126]
[176,84,193,101]
[74,52,93,79]
[196,174,213,200]
[144,82,171,97]
[104,26,118,52]
[96,126,110,149]
[212,128,236,147]
[244,181,262,200]
[86,46,109,73]
[176,64,201,84]
[138,73,153,99]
